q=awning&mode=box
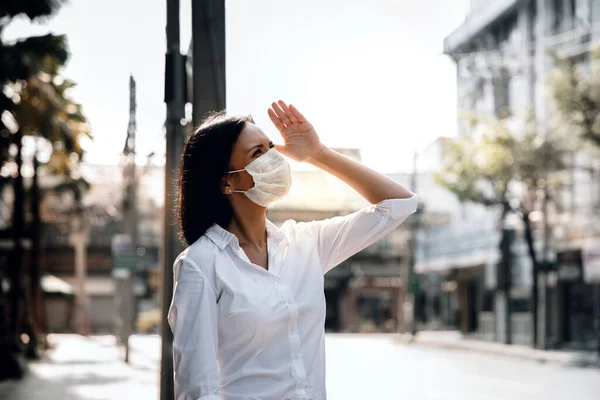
[582,239,600,283]
[41,274,75,297]
[415,249,499,274]
[444,0,521,54]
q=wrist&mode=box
[307,143,328,164]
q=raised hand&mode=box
[267,100,324,162]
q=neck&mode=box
[227,199,268,248]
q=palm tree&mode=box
[0,0,70,378]
[10,71,91,358]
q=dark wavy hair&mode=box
[177,111,250,246]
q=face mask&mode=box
[226,148,292,207]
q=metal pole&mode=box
[535,0,550,350]
[114,270,134,363]
[123,76,139,250]
[191,0,226,125]
[404,152,419,336]
[160,0,186,399]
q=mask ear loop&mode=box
[225,169,247,193]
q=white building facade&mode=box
[421,0,600,349]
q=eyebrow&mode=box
[247,142,273,155]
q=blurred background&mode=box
[0,0,599,399]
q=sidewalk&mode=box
[0,334,160,400]
[397,330,600,367]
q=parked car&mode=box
[135,308,161,333]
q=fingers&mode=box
[271,102,292,126]
[268,100,305,130]
[288,104,306,123]
[268,108,286,132]
[277,101,299,124]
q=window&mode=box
[575,0,591,25]
[530,0,537,39]
[552,0,563,31]
[493,67,511,117]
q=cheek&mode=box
[239,171,256,190]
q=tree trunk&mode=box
[25,150,42,359]
[1,130,26,380]
[499,227,514,345]
[497,203,514,345]
[9,130,24,349]
[0,262,23,380]
[522,210,538,348]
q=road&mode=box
[2,334,598,400]
[324,334,600,400]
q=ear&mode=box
[221,176,233,195]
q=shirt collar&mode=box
[204,224,236,250]
[266,220,285,245]
[205,221,285,250]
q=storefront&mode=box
[340,274,404,333]
[415,272,460,331]
[324,274,347,332]
[555,248,599,350]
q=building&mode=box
[415,137,502,339]
[37,163,164,332]
[435,0,600,350]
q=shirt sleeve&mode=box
[306,194,418,273]
[168,258,223,400]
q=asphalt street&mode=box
[1,334,598,400]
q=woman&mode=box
[168,101,417,400]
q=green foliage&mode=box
[0,0,90,180]
[548,49,600,147]
[0,34,69,82]
[0,0,68,21]
[13,75,91,175]
[0,0,70,163]
[435,115,567,208]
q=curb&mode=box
[396,333,600,368]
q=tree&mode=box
[549,49,600,356]
[0,0,72,378]
[435,116,566,346]
[434,120,516,344]
[11,73,91,358]
[548,49,600,148]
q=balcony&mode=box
[444,0,524,54]
[415,228,501,273]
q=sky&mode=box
[5,0,469,173]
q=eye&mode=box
[252,148,263,157]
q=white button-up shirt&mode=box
[168,195,418,400]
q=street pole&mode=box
[191,0,226,124]
[403,151,419,337]
[160,0,186,399]
[123,76,138,251]
[69,204,90,336]
[535,0,550,350]
[121,75,139,362]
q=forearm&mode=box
[307,146,414,204]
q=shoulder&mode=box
[278,219,319,241]
[173,236,220,284]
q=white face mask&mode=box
[226,148,292,207]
